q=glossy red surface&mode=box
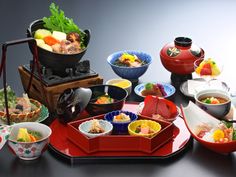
[49,102,191,158]
[67,115,174,153]
[181,106,236,153]
[160,38,205,75]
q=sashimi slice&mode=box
[141,95,158,117]
[155,99,171,118]
[141,95,177,119]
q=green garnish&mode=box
[28,130,42,140]
[233,130,236,140]
[17,138,25,142]
[42,3,86,48]
[0,86,17,111]
[145,83,153,90]
[222,120,233,128]
[203,98,211,104]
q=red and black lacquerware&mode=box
[85,85,128,116]
[49,102,192,163]
[56,88,92,124]
[160,37,204,83]
[27,19,90,76]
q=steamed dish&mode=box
[113,113,131,122]
[88,119,105,134]
[114,53,146,67]
[196,121,236,143]
[195,58,221,76]
[141,83,167,97]
[34,3,86,54]
[17,128,42,143]
[200,96,228,104]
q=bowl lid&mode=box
[160,37,204,63]
[56,87,92,124]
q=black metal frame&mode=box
[0,38,48,125]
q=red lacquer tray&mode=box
[49,102,192,164]
[67,115,174,153]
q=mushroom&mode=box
[66,32,80,43]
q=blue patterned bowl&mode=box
[104,110,138,135]
[107,50,152,80]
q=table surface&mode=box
[0,0,236,177]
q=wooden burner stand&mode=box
[18,66,103,112]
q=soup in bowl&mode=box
[194,89,231,119]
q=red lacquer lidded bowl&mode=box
[160,37,204,82]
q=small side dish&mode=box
[78,119,113,138]
[134,123,155,134]
[17,128,42,143]
[113,113,131,122]
[106,79,132,95]
[88,119,105,134]
[128,120,161,138]
[104,110,138,134]
[114,53,146,67]
[141,83,167,97]
[7,122,52,160]
[134,82,175,98]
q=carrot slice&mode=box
[29,134,37,142]
[43,36,59,46]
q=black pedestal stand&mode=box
[170,73,192,88]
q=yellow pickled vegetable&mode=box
[17,128,31,142]
[112,80,130,88]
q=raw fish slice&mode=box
[155,99,171,118]
[141,96,176,118]
[141,95,158,117]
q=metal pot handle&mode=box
[0,37,48,125]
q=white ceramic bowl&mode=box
[7,122,52,160]
[106,78,132,95]
[194,89,231,119]
[78,119,113,138]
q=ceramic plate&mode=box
[0,105,49,125]
[134,82,175,98]
[180,78,229,98]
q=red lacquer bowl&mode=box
[160,37,205,75]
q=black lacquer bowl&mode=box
[85,85,128,116]
[27,19,90,75]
